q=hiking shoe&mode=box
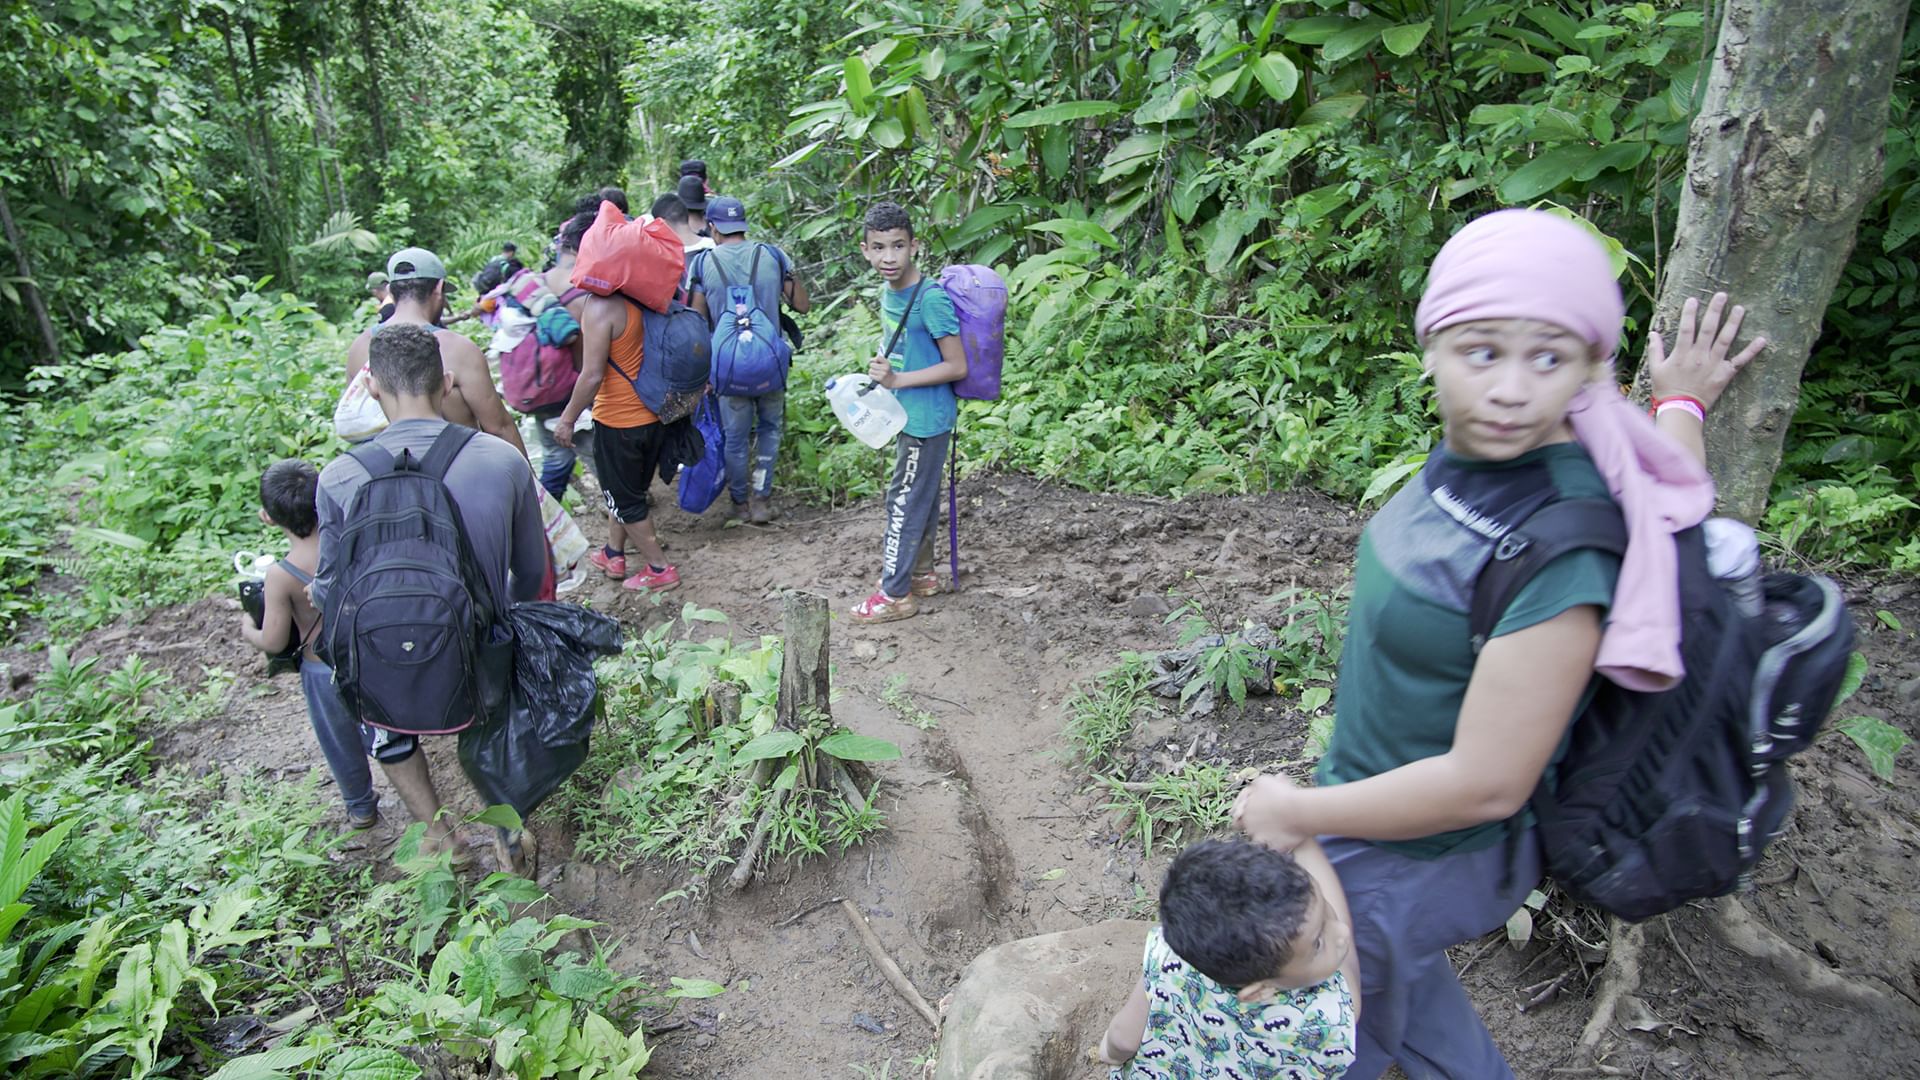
[749,495,776,525]
[589,548,626,579]
[910,571,941,597]
[724,499,747,525]
[346,805,380,830]
[623,563,681,593]
[851,590,917,624]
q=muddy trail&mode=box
[45,471,1920,1079]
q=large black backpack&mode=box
[1472,500,1854,921]
[317,425,511,735]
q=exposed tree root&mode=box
[1708,897,1919,1017]
[1577,918,1644,1050]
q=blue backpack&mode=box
[704,244,789,397]
[612,297,710,424]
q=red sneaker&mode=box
[623,563,681,593]
[851,590,918,624]
[589,548,626,579]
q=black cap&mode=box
[676,174,709,212]
[680,158,708,178]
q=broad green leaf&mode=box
[868,116,906,149]
[1876,610,1905,632]
[322,1047,421,1080]
[736,731,805,762]
[1573,140,1649,181]
[1207,66,1243,99]
[1504,906,1533,947]
[1134,86,1202,124]
[1250,54,1299,103]
[1300,685,1332,712]
[1380,21,1431,57]
[472,805,524,831]
[1833,651,1868,708]
[1297,93,1367,127]
[203,1045,326,1080]
[1098,132,1169,182]
[1042,125,1072,179]
[1029,218,1120,250]
[771,757,802,791]
[1322,22,1385,64]
[1498,144,1597,202]
[1362,456,1425,506]
[921,46,946,79]
[666,976,728,998]
[1835,715,1910,782]
[817,732,902,762]
[769,140,825,171]
[1282,16,1351,45]
[1004,100,1122,128]
[843,56,874,115]
[1820,435,1879,465]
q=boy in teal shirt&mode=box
[852,201,967,624]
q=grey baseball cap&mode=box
[386,247,446,282]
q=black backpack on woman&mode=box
[1471,500,1854,921]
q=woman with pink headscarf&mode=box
[1234,209,1766,1078]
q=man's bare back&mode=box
[347,318,527,457]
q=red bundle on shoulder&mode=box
[570,201,685,314]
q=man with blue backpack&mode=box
[688,195,811,525]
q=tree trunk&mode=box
[351,0,391,186]
[1641,0,1909,522]
[0,183,59,363]
[777,591,831,730]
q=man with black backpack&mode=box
[313,322,548,868]
[688,196,811,524]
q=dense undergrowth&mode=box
[0,645,686,1078]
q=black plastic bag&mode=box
[455,602,622,818]
[457,704,589,819]
[511,602,623,746]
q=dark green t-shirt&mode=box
[1314,441,1621,858]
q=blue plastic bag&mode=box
[676,392,726,514]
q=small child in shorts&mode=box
[237,459,379,828]
[1096,838,1360,1079]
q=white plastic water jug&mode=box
[825,374,907,449]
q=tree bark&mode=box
[0,183,59,363]
[777,591,832,730]
[1640,0,1909,522]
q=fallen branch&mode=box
[1577,918,1643,1050]
[775,895,846,929]
[726,783,791,893]
[839,899,940,1030]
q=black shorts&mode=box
[593,421,666,524]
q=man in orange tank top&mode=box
[553,293,681,592]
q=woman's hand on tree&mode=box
[1232,773,1311,852]
[1646,292,1767,411]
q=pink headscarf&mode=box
[1415,208,1712,691]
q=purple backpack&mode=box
[938,265,1006,400]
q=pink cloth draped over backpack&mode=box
[1565,378,1715,692]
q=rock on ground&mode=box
[934,919,1151,1080]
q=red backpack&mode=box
[500,288,586,412]
[570,201,685,314]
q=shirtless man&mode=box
[344,247,526,458]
